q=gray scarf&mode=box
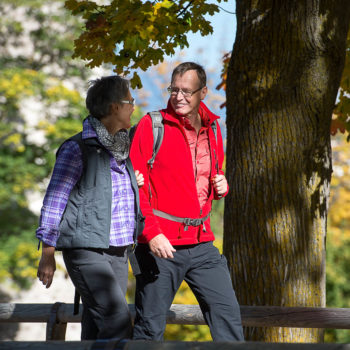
[88,116,130,161]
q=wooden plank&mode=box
[2,303,350,329]
[0,303,53,322]
[127,341,350,349]
[241,306,350,329]
[1,341,350,350]
[0,341,92,350]
[165,304,205,325]
[46,302,67,341]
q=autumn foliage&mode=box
[64,0,224,88]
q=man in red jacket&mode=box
[130,62,244,341]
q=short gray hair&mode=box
[171,62,206,88]
[86,75,129,119]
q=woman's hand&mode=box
[135,170,144,188]
[37,243,56,289]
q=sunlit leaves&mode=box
[0,70,39,99]
[326,136,350,342]
[216,51,231,108]
[329,30,350,139]
[0,0,88,288]
[65,0,225,88]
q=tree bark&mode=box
[224,0,350,342]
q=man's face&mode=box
[169,70,207,118]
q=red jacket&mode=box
[130,101,228,245]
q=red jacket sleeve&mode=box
[130,115,163,242]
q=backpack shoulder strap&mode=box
[147,111,164,168]
[129,124,137,143]
[56,132,87,169]
[211,120,218,145]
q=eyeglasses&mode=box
[120,98,135,106]
[167,86,203,98]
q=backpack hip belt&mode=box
[153,209,210,232]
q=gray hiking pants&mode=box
[63,246,132,340]
[132,241,244,341]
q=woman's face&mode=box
[114,90,135,129]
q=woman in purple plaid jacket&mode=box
[36,76,144,340]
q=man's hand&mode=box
[37,243,56,289]
[212,174,228,196]
[135,170,144,188]
[149,234,176,259]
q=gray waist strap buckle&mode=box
[183,218,203,231]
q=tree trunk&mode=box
[224,0,350,343]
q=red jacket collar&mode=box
[162,100,220,126]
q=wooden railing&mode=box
[1,303,350,341]
[2,340,350,350]
[2,303,350,349]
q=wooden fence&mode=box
[2,340,350,350]
[2,303,350,349]
[2,303,350,338]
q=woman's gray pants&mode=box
[63,246,132,340]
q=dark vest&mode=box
[56,133,144,250]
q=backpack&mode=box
[129,111,218,168]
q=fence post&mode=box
[46,302,67,340]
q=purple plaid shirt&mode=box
[36,119,135,247]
